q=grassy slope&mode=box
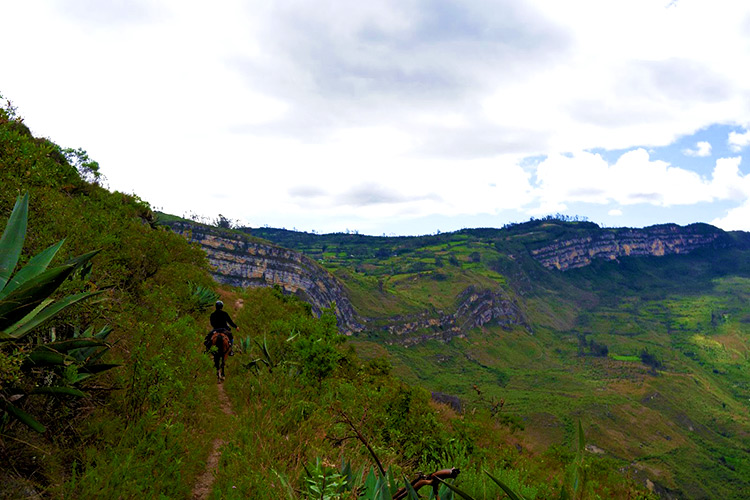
[1,100,652,499]
[253,222,750,498]
[0,104,228,497]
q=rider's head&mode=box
[215,300,224,310]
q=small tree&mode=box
[640,348,662,372]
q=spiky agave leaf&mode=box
[0,250,100,330]
[0,240,65,300]
[434,477,476,500]
[38,338,108,353]
[1,290,104,340]
[30,387,87,397]
[401,476,421,500]
[77,363,120,375]
[0,399,45,433]
[484,470,528,500]
[0,193,29,292]
[22,349,76,368]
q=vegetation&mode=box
[1,95,219,497]
[246,210,750,498]
[4,92,744,498]
[0,193,116,434]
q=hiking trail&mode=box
[192,382,235,500]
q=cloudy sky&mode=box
[3,0,750,235]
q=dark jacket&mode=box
[210,309,237,331]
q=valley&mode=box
[166,216,750,498]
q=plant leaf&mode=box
[434,477,477,500]
[484,470,527,500]
[3,291,103,340]
[68,326,114,360]
[31,386,87,397]
[23,349,75,367]
[1,399,46,433]
[78,363,121,374]
[0,298,52,340]
[43,338,108,353]
[402,476,421,500]
[0,264,80,327]
[0,193,29,292]
[0,239,65,300]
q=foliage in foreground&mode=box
[1,96,220,498]
[0,193,118,435]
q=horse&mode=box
[208,329,231,382]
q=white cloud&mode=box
[709,157,748,200]
[712,201,750,231]
[683,141,712,157]
[728,130,750,152]
[608,209,623,216]
[531,149,748,213]
[2,1,750,234]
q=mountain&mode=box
[164,215,750,498]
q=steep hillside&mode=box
[2,97,656,499]
[165,217,750,498]
[163,219,362,333]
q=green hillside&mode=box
[5,93,748,498]
[248,222,750,498]
[1,98,658,498]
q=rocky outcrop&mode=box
[165,221,362,334]
[165,221,527,342]
[372,286,528,346]
[530,224,729,271]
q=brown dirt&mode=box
[191,382,235,500]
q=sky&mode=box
[3,0,750,236]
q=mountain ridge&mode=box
[162,215,747,338]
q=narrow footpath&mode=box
[191,381,235,500]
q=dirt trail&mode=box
[191,382,235,500]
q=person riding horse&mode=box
[204,300,239,355]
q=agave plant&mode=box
[0,193,117,433]
[187,281,219,312]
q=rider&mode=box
[206,300,239,355]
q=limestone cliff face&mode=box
[368,286,528,346]
[165,221,362,333]
[530,224,729,271]
[165,221,527,341]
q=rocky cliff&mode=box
[165,220,527,340]
[529,223,730,271]
[165,219,729,341]
[165,221,363,333]
[372,286,528,346]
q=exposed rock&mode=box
[165,221,527,343]
[585,444,605,454]
[165,221,362,334]
[374,286,528,346]
[530,224,730,271]
[431,392,462,413]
